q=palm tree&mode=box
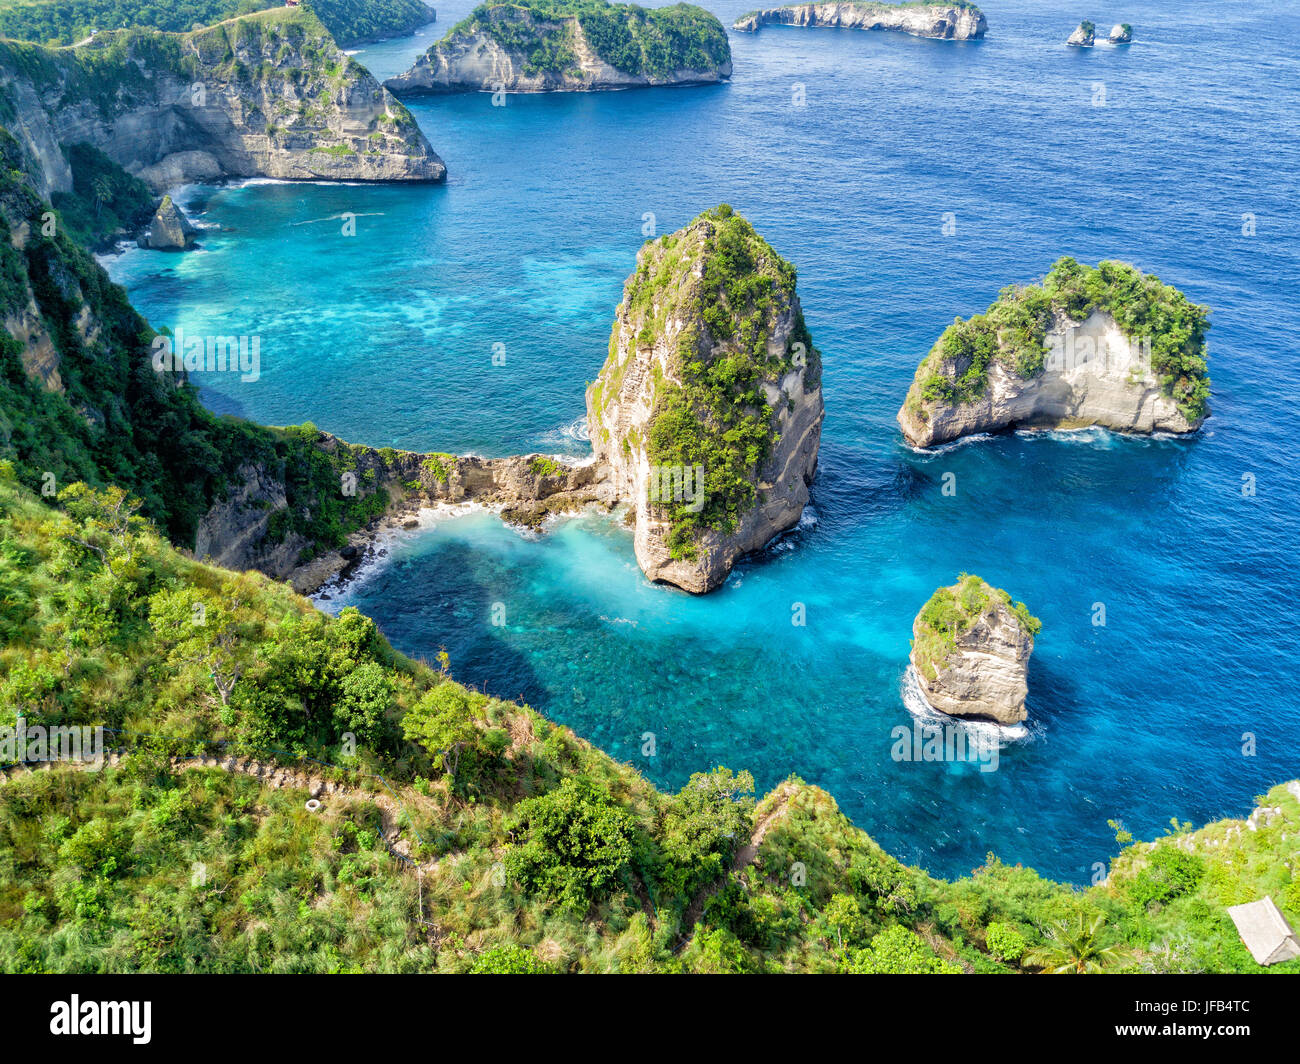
[1025,912,1130,974]
[90,175,114,218]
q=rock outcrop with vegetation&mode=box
[733,2,986,39]
[910,574,1040,725]
[0,0,437,50]
[585,205,823,593]
[139,193,195,249]
[897,258,1210,447]
[385,0,731,94]
[1109,23,1132,44]
[1067,20,1095,46]
[0,7,445,198]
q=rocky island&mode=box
[897,258,1210,448]
[733,2,986,39]
[0,7,445,198]
[138,194,197,250]
[585,205,824,593]
[1109,23,1133,44]
[911,574,1040,725]
[384,0,731,94]
[1067,20,1096,46]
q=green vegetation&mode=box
[0,471,1297,972]
[0,0,433,50]
[910,257,1210,422]
[49,142,155,250]
[616,205,818,559]
[912,574,1039,681]
[527,455,563,478]
[445,1,730,80]
[420,453,454,483]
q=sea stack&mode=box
[1109,23,1133,43]
[139,194,197,250]
[732,3,987,40]
[910,575,1040,725]
[1067,20,1095,46]
[897,257,1210,448]
[585,205,824,593]
[385,1,732,94]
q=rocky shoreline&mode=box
[733,3,987,40]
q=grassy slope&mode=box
[1,473,1296,973]
[0,0,433,50]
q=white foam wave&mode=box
[899,665,1032,745]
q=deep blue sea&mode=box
[105,0,1300,883]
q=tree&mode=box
[148,584,247,707]
[844,925,960,974]
[401,682,481,782]
[1025,913,1130,974]
[503,777,637,913]
[90,174,114,218]
[659,766,753,896]
[334,660,393,748]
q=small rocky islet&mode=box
[910,575,1040,725]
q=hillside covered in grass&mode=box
[1,471,1296,973]
[0,0,435,49]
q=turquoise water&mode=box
[106,0,1300,882]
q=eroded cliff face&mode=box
[897,259,1210,448]
[385,3,731,94]
[0,8,445,198]
[900,309,1199,447]
[195,439,612,594]
[910,577,1037,726]
[733,3,987,39]
[585,206,823,593]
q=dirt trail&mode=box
[675,782,799,949]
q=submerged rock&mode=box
[896,257,1210,447]
[139,194,196,250]
[733,2,986,39]
[1109,23,1133,43]
[585,205,824,593]
[385,1,732,94]
[910,575,1040,725]
[1067,20,1096,46]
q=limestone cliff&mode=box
[0,8,445,199]
[585,205,823,593]
[910,575,1039,725]
[898,258,1210,448]
[385,1,731,95]
[733,2,986,39]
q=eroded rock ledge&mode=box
[196,436,614,594]
[897,257,1210,448]
[585,205,823,593]
[385,0,731,95]
[910,574,1040,725]
[733,2,987,39]
[0,7,445,199]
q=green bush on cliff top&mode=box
[912,574,1039,680]
[913,257,1210,422]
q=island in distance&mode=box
[733,2,986,40]
[385,0,732,94]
